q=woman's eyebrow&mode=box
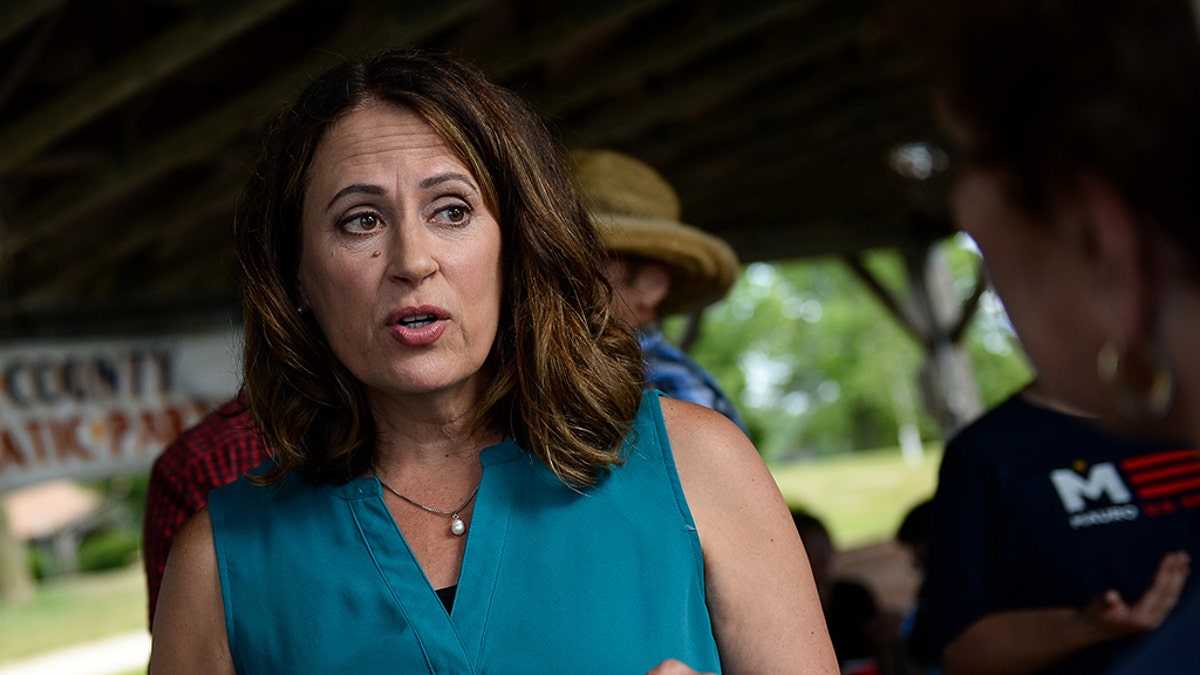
[420,171,478,193]
[325,183,385,211]
[324,172,479,212]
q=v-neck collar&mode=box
[337,438,523,671]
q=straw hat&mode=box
[570,148,739,315]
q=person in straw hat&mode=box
[571,148,747,432]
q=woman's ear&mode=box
[1076,173,1155,343]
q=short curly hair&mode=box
[894,0,1200,264]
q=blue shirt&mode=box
[208,392,721,673]
[639,324,747,433]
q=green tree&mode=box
[665,236,1031,461]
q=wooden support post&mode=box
[844,237,986,441]
[903,242,982,437]
[0,501,35,605]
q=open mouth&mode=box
[398,314,437,329]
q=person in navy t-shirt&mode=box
[908,383,1196,674]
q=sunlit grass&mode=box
[0,562,146,664]
[772,444,942,549]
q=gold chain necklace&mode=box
[373,467,480,536]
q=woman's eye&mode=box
[341,212,382,233]
[434,204,470,225]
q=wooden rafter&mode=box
[564,3,868,148]
[0,0,301,173]
[11,169,246,308]
[844,252,926,345]
[536,0,822,119]
[0,0,65,47]
[5,0,492,261]
[474,0,675,81]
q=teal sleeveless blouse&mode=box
[208,392,721,673]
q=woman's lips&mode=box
[387,306,449,347]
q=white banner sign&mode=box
[0,329,243,492]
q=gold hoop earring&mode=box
[1096,340,1176,420]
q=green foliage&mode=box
[63,473,151,575]
[85,473,150,527]
[665,236,1032,461]
[78,529,141,573]
[27,545,48,581]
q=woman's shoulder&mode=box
[657,397,841,671]
[656,396,774,520]
[658,396,757,470]
[174,507,215,558]
[208,461,311,505]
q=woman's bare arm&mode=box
[662,397,839,674]
[148,509,234,675]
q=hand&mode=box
[647,659,715,675]
[1078,550,1190,640]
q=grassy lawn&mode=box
[772,444,943,549]
[0,446,942,664]
[0,562,147,665]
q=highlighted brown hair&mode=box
[234,48,643,487]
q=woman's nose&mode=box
[387,224,438,284]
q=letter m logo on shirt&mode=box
[1050,462,1131,513]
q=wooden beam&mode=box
[143,225,240,296]
[0,0,61,112]
[667,85,929,193]
[635,58,925,168]
[844,252,927,345]
[949,264,989,343]
[535,0,825,118]
[0,289,240,336]
[0,0,299,173]
[676,101,932,232]
[6,0,491,263]
[473,0,675,81]
[710,211,934,262]
[562,3,869,148]
[0,0,64,47]
[11,170,245,305]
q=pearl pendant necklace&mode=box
[373,467,480,536]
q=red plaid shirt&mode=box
[142,397,270,628]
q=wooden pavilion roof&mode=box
[0,0,953,337]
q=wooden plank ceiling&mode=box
[0,0,954,337]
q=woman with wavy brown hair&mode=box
[148,48,836,674]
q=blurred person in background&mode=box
[906,382,1195,674]
[893,1,1200,671]
[794,509,905,674]
[894,498,937,675]
[572,148,746,432]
